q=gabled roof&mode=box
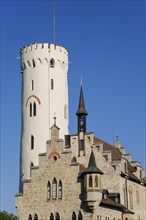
[83,150,103,174]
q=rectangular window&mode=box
[51,79,54,90]
[79,140,84,150]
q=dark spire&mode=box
[83,150,103,174]
[76,85,88,116]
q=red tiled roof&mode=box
[94,136,141,183]
[100,198,125,210]
[94,137,122,161]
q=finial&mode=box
[80,75,83,87]
[116,134,119,142]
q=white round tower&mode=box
[20,43,69,191]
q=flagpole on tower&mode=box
[53,0,56,43]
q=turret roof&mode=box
[76,85,88,116]
[83,150,103,174]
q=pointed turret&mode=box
[76,85,88,116]
[84,150,103,174]
[76,84,88,134]
[81,149,103,211]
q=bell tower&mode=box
[76,84,88,156]
[76,84,88,133]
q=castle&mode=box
[15,43,146,220]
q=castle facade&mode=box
[16,43,146,220]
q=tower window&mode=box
[31,135,34,150]
[58,180,62,199]
[72,212,76,220]
[30,103,32,117]
[51,79,54,90]
[52,178,57,199]
[32,59,36,68]
[95,175,98,187]
[50,58,55,68]
[47,181,51,199]
[33,102,36,116]
[30,162,34,177]
[89,175,93,187]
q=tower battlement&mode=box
[20,43,68,71]
[20,43,68,54]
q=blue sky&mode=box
[1,0,145,215]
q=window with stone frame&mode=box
[78,211,83,220]
[47,181,51,199]
[34,214,38,220]
[129,186,133,210]
[28,214,32,220]
[50,213,54,220]
[58,180,62,199]
[89,175,93,187]
[52,178,57,199]
[95,175,98,187]
[55,212,60,220]
[136,190,140,204]
[72,212,76,220]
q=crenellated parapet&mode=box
[20,42,68,54]
[20,43,68,72]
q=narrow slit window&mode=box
[51,79,54,90]
[58,180,62,199]
[31,135,34,150]
[47,181,51,199]
[95,175,98,187]
[32,59,36,68]
[30,103,32,117]
[89,175,93,187]
[33,102,36,116]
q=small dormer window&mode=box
[50,58,55,68]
